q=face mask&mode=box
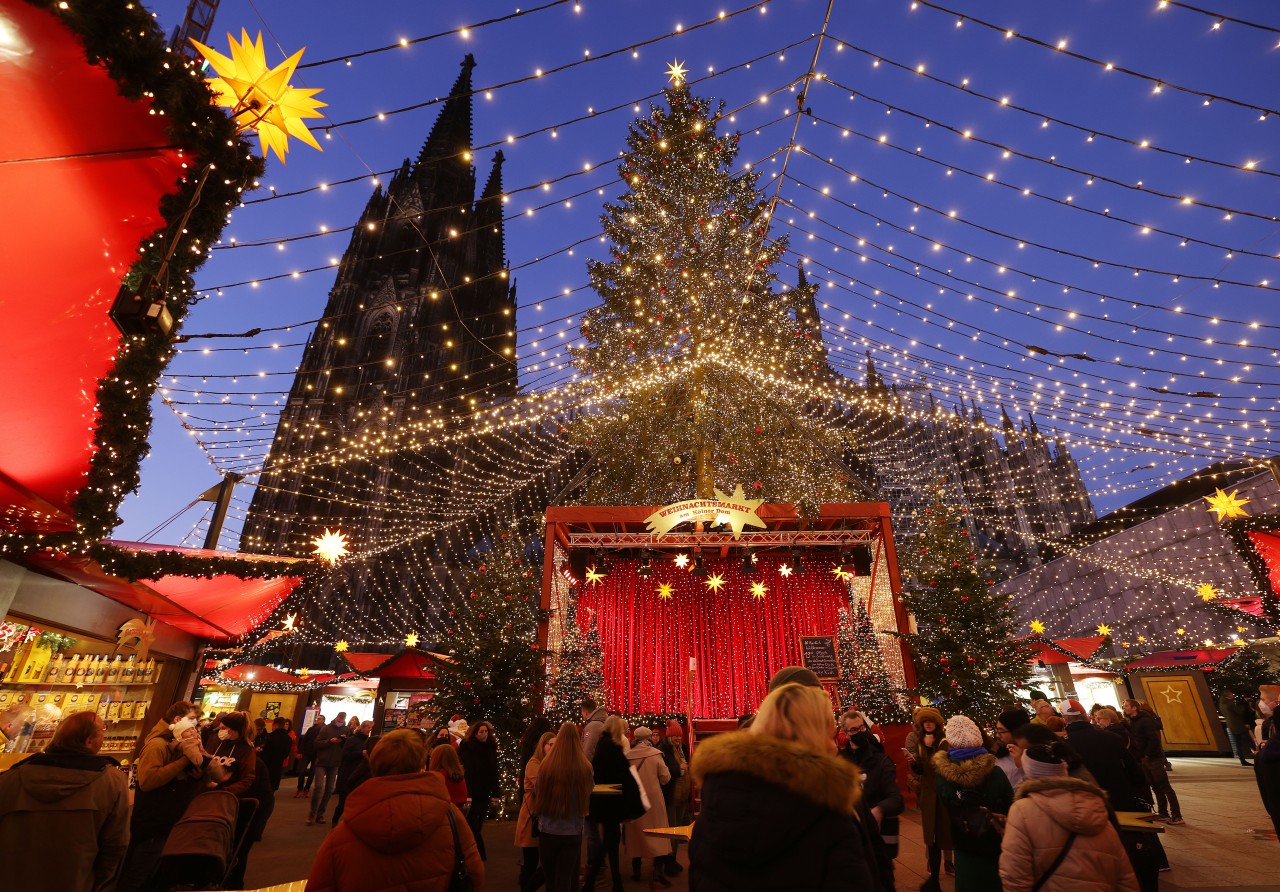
[171,716,196,736]
[218,729,232,741]
[1261,701,1274,717]
[851,731,872,750]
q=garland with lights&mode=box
[0,0,262,560]
[88,542,306,581]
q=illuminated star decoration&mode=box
[190,29,326,163]
[778,563,793,578]
[750,581,768,600]
[1095,623,1112,637]
[311,528,350,564]
[1175,628,1186,636]
[585,565,606,585]
[673,553,690,569]
[1029,619,1046,635]
[334,640,349,653]
[705,573,726,592]
[281,613,297,632]
[657,583,674,600]
[1204,487,1250,522]
[1137,635,1147,643]
[831,563,850,581]
[405,631,420,648]
[665,59,687,85]
[1197,583,1218,602]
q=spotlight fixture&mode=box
[852,545,873,576]
[741,550,758,573]
[637,551,653,577]
[789,547,804,575]
[110,274,174,337]
[692,553,708,576]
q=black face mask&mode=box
[850,730,873,750]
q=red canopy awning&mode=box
[1020,635,1107,665]
[24,543,304,641]
[1125,648,1239,671]
[0,2,187,532]
[217,664,349,686]
[342,649,449,680]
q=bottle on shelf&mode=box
[122,656,136,683]
[142,658,156,683]
[62,653,80,684]
[75,655,91,683]
[43,653,63,683]
[105,656,122,684]
[95,656,108,683]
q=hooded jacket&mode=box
[905,706,952,849]
[688,731,881,892]
[933,750,1014,892]
[581,707,609,760]
[305,770,484,892]
[132,719,211,842]
[846,732,904,857]
[0,750,130,892]
[999,777,1139,892]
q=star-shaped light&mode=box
[1197,583,1218,602]
[665,59,688,85]
[1238,625,1248,633]
[1029,619,1046,635]
[282,612,297,631]
[1175,628,1186,636]
[657,583,674,600]
[1236,638,1248,647]
[705,573,726,592]
[1204,487,1250,521]
[191,29,326,163]
[334,640,349,653]
[779,563,793,578]
[673,553,690,569]
[750,581,768,600]
[1137,635,1147,643]
[311,528,350,564]
[585,565,606,585]
[405,631,420,648]
[299,667,310,678]
[1096,623,1112,637]
[831,563,850,580]
[1120,641,1131,648]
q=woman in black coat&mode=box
[584,716,643,892]
[845,730,904,860]
[689,684,881,892]
[458,720,501,860]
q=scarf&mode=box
[948,746,989,761]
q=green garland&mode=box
[89,543,308,582]
[1,1,262,560]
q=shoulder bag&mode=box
[445,806,471,892]
[1031,831,1077,892]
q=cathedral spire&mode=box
[1000,404,1016,435]
[418,54,476,167]
[794,264,823,347]
[475,150,507,276]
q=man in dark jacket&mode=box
[1124,699,1183,824]
[308,712,349,825]
[295,714,323,796]
[1220,691,1254,766]
[841,724,904,864]
[331,721,372,825]
[260,718,294,791]
[0,711,129,892]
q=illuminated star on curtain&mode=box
[830,563,849,580]
[585,566,606,585]
[190,29,326,163]
[778,563,793,578]
[1204,488,1250,521]
[405,632,420,648]
[705,573,726,592]
[750,581,768,599]
[1197,583,1218,602]
[1029,619,1046,635]
[657,583,674,600]
[334,640,349,653]
[1095,623,1112,637]
[665,59,687,85]
[673,554,690,569]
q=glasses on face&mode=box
[996,726,1011,738]
[848,723,866,733]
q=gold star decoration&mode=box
[1137,635,1147,643]
[1236,638,1248,647]
[1197,583,1218,602]
[282,612,297,631]
[1204,487,1250,522]
[191,29,326,163]
[1159,685,1184,704]
[334,640,349,653]
[405,632,420,648]
[831,563,850,581]
[750,581,768,600]
[778,563,793,578]
[299,667,310,678]
[1029,619,1046,635]
[1238,625,1248,633]
[673,553,690,569]
[665,59,688,85]
[705,573,726,592]
[311,528,350,564]
[585,565,606,585]
[1096,623,1112,637]
[657,583,674,600]
[1120,641,1131,648]
[1175,628,1186,636]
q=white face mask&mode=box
[1261,701,1274,717]
[217,729,232,741]
[171,716,196,736]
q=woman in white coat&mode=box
[623,726,672,887]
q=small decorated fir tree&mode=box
[548,596,606,724]
[899,487,1032,728]
[835,600,902,723]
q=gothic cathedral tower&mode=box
[241,55,515,558]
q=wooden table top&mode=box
[592,783,622,794]
[643,824,694,841]
[1115,811,1166,833]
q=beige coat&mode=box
[514,755,540,848]
[998,777,1139,892]
[623,740,671,857]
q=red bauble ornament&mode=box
[753,481,762,490]
[478,565,487,573]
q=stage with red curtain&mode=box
[574,554,850,717]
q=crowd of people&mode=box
[0,677,1278,891]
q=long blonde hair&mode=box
[751,683,836,755]
[536,722,593,820]
[603,714,630,751]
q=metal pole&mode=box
[202,472,244,550]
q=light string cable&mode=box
[1154,0,1280,37]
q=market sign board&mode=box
[644,485,767,539]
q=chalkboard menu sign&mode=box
[799,635,840,681]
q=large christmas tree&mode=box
[432,524,545,797]
[547,594,605,724]
[572,72,852,512]
[835,600,903,723]
[900,488,1032,728]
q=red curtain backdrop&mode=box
[574,555,850,717]
[1247,531,1280,603]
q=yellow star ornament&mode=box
[1204,487,1250,522]
[665,59,688,85]
[673,554,690,569]
[585,566,606,585]
[831,563,850,581]
[191,29,326,163]
[334,640,349,653]
[311,528,350,564]
[1029,619,1046,635]
[750,581,768,600]
[705,573,726,592]
[405,632,420,648]
[1095,623,1112,637]
[657,583,674,600]
[1197,583,1218,602]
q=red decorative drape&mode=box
[575,555,849,717]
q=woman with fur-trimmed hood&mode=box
[933,714,1015,892]
[999,742,1138,892]
[689,683,881,891]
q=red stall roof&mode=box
[1125,648,1240,671]
[342,649,450,680]
[217,664,348,686]
[1021,635,1107,665]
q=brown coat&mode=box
[305,771,484,892]
[998,777,1139,892]
[905,707,952,849]
[514,755,540,848]
[623,741,672,858]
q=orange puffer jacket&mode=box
[306,771,484,892]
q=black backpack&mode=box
[946,787,1003,856]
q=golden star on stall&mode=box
[311,528,350,564]
[334,640,349,653]
[1204,487,1250,521]
[1029,619,1046,635]
[778,563,793,578]
[665,59,688,85]
[673,553,690,569]
[405,631,420,648]
[1096,623,1112,637]
[1159,685,1184,704]
[1197,583,1218,602]
[657,583,674,600]
[585,565,606,585]
[705,573,726,592]
[750,581,768,599]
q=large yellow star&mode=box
[1197,583,1218,602]
[657,583,674,600]
[1204,487,1250,521]
[334,640,349,653]
[1137,635,1147,643]
[705,573,726,592]
[1096,623,1112,637]
[1175,628,1186,636]
[1029,619,1046,635]
[673,553,690,569]
[311,528,350,564]
[665,59,688,85]
[585,566,606,585]
[191,29,326,163]
[831,563,850,581]
[711,485,766,538]
[779,563,793,578]
[405,632,420,648]
[750,581,768,600]
[1159,685,1184,704]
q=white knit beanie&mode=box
[944,715,983,749]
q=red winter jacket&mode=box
[306,771,484,892]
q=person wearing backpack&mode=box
[933,714,1015,892]
[999,742,1138,892]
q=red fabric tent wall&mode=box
[574,555,849,717]
[1248,531,1280,598]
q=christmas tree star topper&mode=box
[1204,487,1250,521]
[665,59,687,85]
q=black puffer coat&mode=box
[689,731,882,892]
[847,733,904,859]
[587,732,643,823]
[1065,721,1150,812]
